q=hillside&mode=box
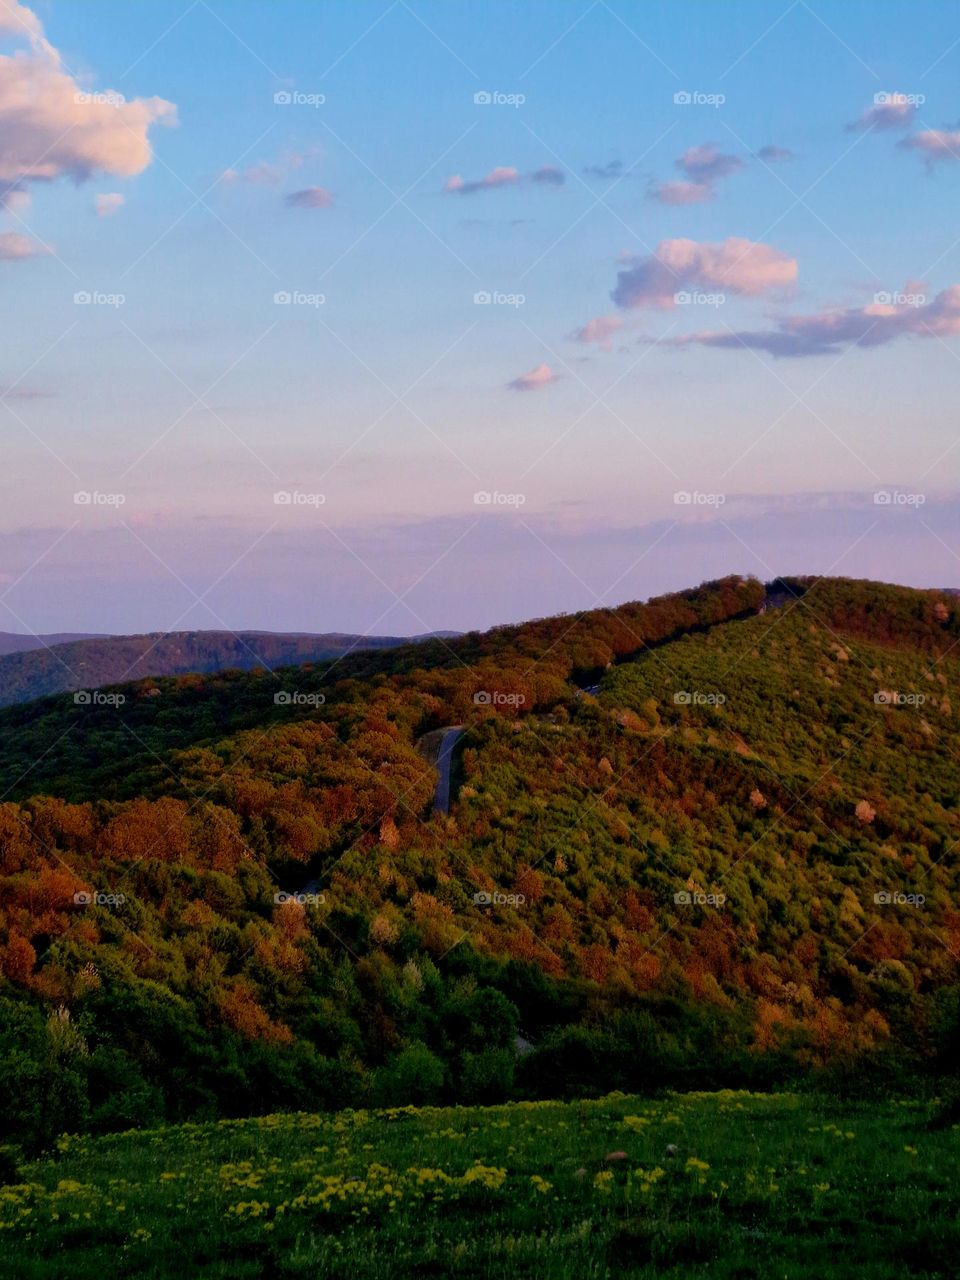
[1,576,959,1152]
[0,628,453,709]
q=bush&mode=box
[374,1042,446,1106]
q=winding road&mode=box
[432,726,464,814]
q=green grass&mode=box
[2,1091,957,1278]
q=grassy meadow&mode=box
[1,1090,957,1278]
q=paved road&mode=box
[433,726,464,814]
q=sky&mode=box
[2,0,960,636]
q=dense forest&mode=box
[2,575,959,1152]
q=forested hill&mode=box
[0,576,764,800]
[0,628,452,709]
[2,574,960,1151]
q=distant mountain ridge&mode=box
[0,631,107,657]
[0,628,457,707]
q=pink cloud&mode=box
[0,5,176,186]
[573,315,623,349]
[899,129,960,163]
[612,237,798,310]
[95,192,124,217]
[444,165,565,195]
[445,166,519,195]
[848,93,918,132]
[756,145,794,162]
[668,285,960,357]
[220,148,318,187]
[0,230,48,258]
[0,1,52,53]
[223,161,284,186]
[650,179,713,205]
[0,181,28,210]
[285,186,334,209]
[650,144,742,205]
[508,362,559,391]
[678,144,743,184]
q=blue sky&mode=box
[3,1,960,634]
